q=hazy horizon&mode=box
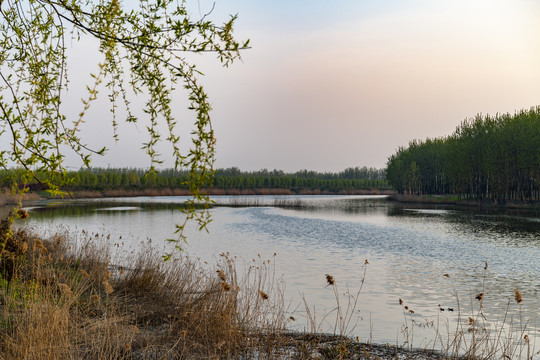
[58,0,540,173]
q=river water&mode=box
[18,195,540,351]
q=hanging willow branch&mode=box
[0,0,249,257]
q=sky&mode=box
[66,0,540,172]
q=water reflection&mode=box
[389,208,540,247]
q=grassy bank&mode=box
[0,215,536,359]
[35,188,395,199]
[0,188,41,206]
[387,194,540,211]
[0,217,293,359]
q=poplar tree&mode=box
[386,107,540,203]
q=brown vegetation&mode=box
[0,219,382,359]
[0,224,298,359]
[52,188,395,199]
[53,188,301,198]
[0,188,41,206]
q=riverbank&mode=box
[388,194,540,211]
[1,186,394,204]
[0,188,41,206]
[2,219,510,359]
[54,188,395,198]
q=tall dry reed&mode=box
[0,223,293,359]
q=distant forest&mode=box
[1,166,390,195]
[386,106,540,202]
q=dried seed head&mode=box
[80,270,90,279]
[102,280,114,294]
[468,317,476,325]
[409,310,414,314]
[404,306,409,310]
[289,316,295,321]
[399,298,403,305]
[364,259,369,265]
[33,239,47,253]
[443,274,450,278]
[484,261,488,270]
[221,282,231,291]
[325,274,335,286]
[57,283,73,297]
[476,293,484,301]
[258,290,269,300]
[524,335,529,343]
[217,269,226,281]
[514,289,523,304]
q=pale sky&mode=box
[66,0,540,172]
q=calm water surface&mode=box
[19,195,540,348]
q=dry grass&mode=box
[0,219,296,359]
[0,188,41,206]
[43,188,392,199]
[216,196,306,208]
[394,265,538,360]
[438,273,536,360]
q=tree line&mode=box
[1,166,389,194]
[212,167,388,192]
[386,106,540,202]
